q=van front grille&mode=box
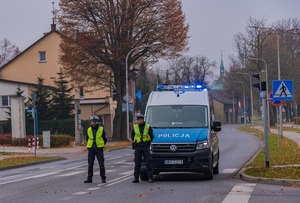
[151,143,195,153]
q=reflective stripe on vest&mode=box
[87,126,104,148]
[133,124,151,143]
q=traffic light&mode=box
[251,72,261,90]
[251,70,266,91]
[260,70,266,91]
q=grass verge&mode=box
[239,126,300,180]
[0,156,60,168]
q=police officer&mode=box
[84,116,107,183]
[131,114,154,183]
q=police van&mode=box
[141,84,221,180]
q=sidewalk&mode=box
[253,122,300,147]
[0,141,131,160]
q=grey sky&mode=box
[1,0,300,72]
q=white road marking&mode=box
[56,171,85,177]
[0,174,21,180]
[106,175,132,186]
[86,187,100,191]
[119,170,133,176]
[220,168,237,174]
[96,170,133,187]
[0,171,63,185]
[73,191,89,195]
[222,183,256,203]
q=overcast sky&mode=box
[1,0,300,73]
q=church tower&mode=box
[220,52,224,77]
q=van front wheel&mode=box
[203,156,213,180]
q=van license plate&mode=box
[164,160,183,165]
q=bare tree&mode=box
[57,0,189,140]
[165,56,216,85]
[0,38,20,67]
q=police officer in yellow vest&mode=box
[84,116,107,183]
[131,114,154,183]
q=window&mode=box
[39,51,46,62]
[1,96,10,107]
[146,105,208,128]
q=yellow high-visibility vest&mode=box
[133,124,151,143]
[87,126,105,148]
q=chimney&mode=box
[51,24,56,32]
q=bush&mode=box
[0,134,12,145]
[0,134,73,147]
[11,137,29,146]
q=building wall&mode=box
[213,99,225,124]
[0,33,61,86]
[0,28,116,137]
[0,81,29,121]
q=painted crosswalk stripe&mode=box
[56,171,85,177]
[222,183,256,203]
[221,168,237,174]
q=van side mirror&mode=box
[212,120,221,132]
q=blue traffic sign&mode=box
[272,80,293,101]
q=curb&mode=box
[240,172,300,186]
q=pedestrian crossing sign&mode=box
[272,80,293,101]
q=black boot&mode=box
[84,179,92,183]
[132,179,139,183]
[132,176,139,183]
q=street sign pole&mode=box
[260,70,270,167]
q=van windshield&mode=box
[145,105,208,128]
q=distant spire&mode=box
[220,51,224,77]
[51,2,57,31]
[52,2,56,24]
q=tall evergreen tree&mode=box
[51,68,74,119]
[31,77,53,121]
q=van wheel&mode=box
[203,156,213,180]
[213,151,219,174]
[213,161,219,174]
[140,166,148,181]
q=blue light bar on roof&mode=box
[156,84,207,91]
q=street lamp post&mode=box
[233,81,246,125]
[232,88,240,124]
[125,42,161,140]
[248,57,270,131]
[237,72,254,128]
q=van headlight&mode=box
[196,140,209,150]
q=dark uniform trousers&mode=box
[134,142,153,180]
[87,147,106,180]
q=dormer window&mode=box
[39,51,47,62]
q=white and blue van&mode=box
[141,84,221,180]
